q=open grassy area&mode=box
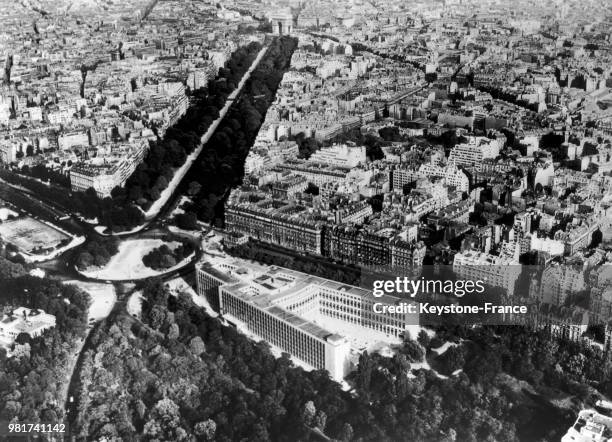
[0,216,69,254]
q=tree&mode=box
[156,175,169,190]
[296,137,320,159]
[189,336,206,356]
[0,275,90,428]
[379,126,400,141]
[93,250,110,267]
[194,419,216,440]
[365,135,384,160]
[76,251,94,269]
[15,333,32,345]
[301,401,316,426]
[187,181,202,196]
[128,185,143,201]
[356,352,374,394]
[149,186,161,201]
[417,330,431,348]
[143,398,184,440]
[304,183,319,196]
[148,305,166,330]
[314,410,327,431]
[176,212,198,230]
[160,254,177,268]
[0,257,26,279]
[437,346,465,375]
[401,339,425,362]
[340,423,354,442]
[167,323,179,340]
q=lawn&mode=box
[0,217,69,254]
[80,239,188,280]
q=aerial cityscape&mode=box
[2,0,612,440]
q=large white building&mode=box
[453,250,521,296]
[448,137,501,167]
[308,144,366,168]
[197,258,419,382]
[561,409,612,442]
[419,163,470,193]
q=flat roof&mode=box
[209,257,412,343]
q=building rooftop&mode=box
[203,256,409,344]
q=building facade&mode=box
[196,258,419,381]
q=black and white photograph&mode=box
[1,0,612,440]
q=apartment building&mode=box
[448,137,501,168]
[531,303,589,342]
[453,250,521,296]
[391,168,422,191]
[538,263,587,306]
[390,237,427,268]
[276,162,350,186]
[334,200,373,224]
[427,199,472,226]
[225,204,324,255]
[0,139,18,163]
[322,225,426,268]
[70,164,123,198]
[70,142,148,198]
[308,144,367,168]
[272,175,309,199]
[419,163,470,193]
[323,225,390,266]
[553,221,600,256]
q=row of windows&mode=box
[319,299,406,327]
[320,291,362,308]
[196,273,224,294]
[285,294,319,313]
[227,218,321,253]
[221,291,326,369]
[321,308,403,338]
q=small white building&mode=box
[0,307,56,344]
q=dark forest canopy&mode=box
[0,259,90,427]
[70,276,603,441]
